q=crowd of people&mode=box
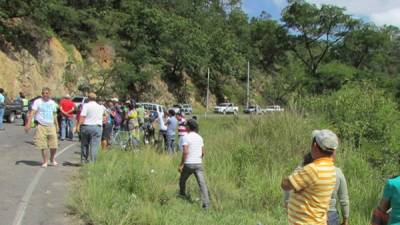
[1,86,399,224]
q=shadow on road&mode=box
[62,161,82,167]
[15,160,42,166]
[25,141,35,145]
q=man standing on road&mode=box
[24,87,59,168]
[281,129,338,225]
[178,119,210,209]
[0,88,5,131]
[77,93,105,162]
[59,94,75,141]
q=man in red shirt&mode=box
[59,94,75,141]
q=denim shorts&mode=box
[327,211,339,225]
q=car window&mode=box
[72,97,83,103]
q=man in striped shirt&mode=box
[281,129,339,225]
[176,112,188,152]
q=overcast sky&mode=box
[242,0,400,27]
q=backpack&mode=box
[113,111,123,126]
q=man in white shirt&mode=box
[77,92,105,162]
[24,87,59,168]
[178,119,210,209]
[156,108,168,151]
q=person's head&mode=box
[19,92,25,98]
[168,109,175,116]
[192,115,197,121]
[310,129,339,159]
[64,94,71,99]
[41,87,51,100]
[88,92,97,101]
[0,88,4,94]
[106,100,113,108]
[185,119,199,132]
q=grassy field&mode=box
[70,112,385,225]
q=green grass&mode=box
[70,113,385,225]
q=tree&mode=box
[336,23,391,69]
[249,17,288,70]
[282,1,355,76]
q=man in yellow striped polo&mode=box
[281,129,339,225]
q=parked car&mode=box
[265,105,284,112]
[243,105,265,114]
[214,103,239,114]
[171,104,193,114]
[136,102,166,115]
[4,99,23,123]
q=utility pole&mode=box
[205,68,210,118]
[246,61,250,109]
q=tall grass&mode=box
[70,113,385,225]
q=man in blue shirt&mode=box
[0,88,5,130]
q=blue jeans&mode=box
[80,125,102,162]
[61,116,74,140]
[327,211,339,225]
[166,134,175,154]
[0,108,4,129]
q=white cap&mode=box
[312,129,339,152]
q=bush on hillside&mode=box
[298,83,400,174]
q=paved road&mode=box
[0,121,83,225]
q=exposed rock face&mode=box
[0,37,81,99]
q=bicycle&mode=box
[111,129,140,151]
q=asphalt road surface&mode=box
[0,121,83,225]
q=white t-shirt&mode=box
[32,98,57,126]
[182,132,204,164]
[81,101,105,126]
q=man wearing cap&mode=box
[281,129,339,225]
[59,94,75,141]
[178,119,210,209]
[77,92,105,162]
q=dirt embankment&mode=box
[0,36,82,99]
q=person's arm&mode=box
[336,169,350,225]
[201,146,205,158]
[281,178,295,191]
[281,164,317,192]
[76,104,88,133]
[178,144,189,173]
[378,199,390,213]
[378,180,392,213]
[24,110,36,132]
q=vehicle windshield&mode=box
[172,104,181,108]
[72,97,84,103]
[218,103,231,106]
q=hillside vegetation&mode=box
[2,0,400,105]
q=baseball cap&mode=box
[312,129,339,152]
[64,94,71,98]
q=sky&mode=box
[242,0,400,27]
